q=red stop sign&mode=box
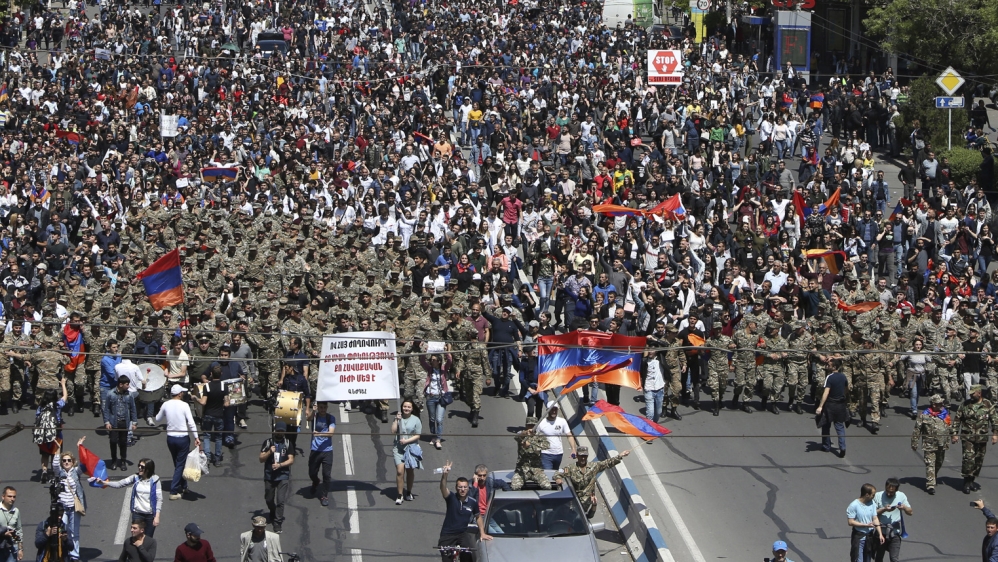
[652,51,679,75]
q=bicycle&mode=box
[432,544,476,562]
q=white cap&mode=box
[546,400,558,410]
[170,384,186,396]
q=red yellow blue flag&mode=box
[582,399,671,439]
[135,249,184,311]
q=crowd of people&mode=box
[0,0,995,557]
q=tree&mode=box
[898,76,969,155]
[864,0,998,80]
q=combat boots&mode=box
[730,386,743,410]
[691,388,701,410]
[964,477,974,494]
[670,407,682,421]
[712,400,720,416]
[470,410,480,428]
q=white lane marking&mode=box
[342,434,355,476]
[628,435,706,562]
[347,486,359,534]
[350,548,363,561]
[113,486,132,545]
[339,403,350,424]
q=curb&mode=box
[565,394,674,562]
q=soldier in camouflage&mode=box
[731,318,760,413]
[511,416,551,490]
[935,326,965,403]
[854,333,885,434]
[554,446,630,518]
[661,325,687,421]
[785,320,814,415]
[757,323,787,415]
[911,394,953,494]
[953,384,998,493]
[458,325,489,428]
[704,327,735,416]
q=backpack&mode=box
[33,406,58,445]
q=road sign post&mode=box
[936,68,966,151]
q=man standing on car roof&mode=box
[438,460,491,562]
[555,446,631,518]
[511,416,551,490]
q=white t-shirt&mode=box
[536,416,571,456]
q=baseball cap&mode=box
[170,384,185,396]
[184,523,204,537]
[773,541,787,552]
[546,400,558,410]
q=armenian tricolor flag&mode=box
[837,301,881,314]
[78,444,108,488]
[592,204,645,218]
[56,130,81,145]
[647,193,686,221]
[63,324,85,375]
[817,186,841,215]
[803,249,847,275]
[135,249,184,311]
[200,167,239,182]
[582,399,671,439]
[0,84,9,104]
[536,331,644,392]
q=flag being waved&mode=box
[136,248,184,311]
[78,442,108,488]
[536,331,645,392]
[582,400,671,439]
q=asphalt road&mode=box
[0,388,629,562]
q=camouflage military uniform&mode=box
[911,399,953,490]
[732,327,759,407]
[935,335,964,401]
[704,333,733,403]
[855,343,885,426]
[660,336,687,410]
[511,429,551,490]
[30,349,69,396]
[556,455,624,516]
[757,328,786,409]
[785,327,814,407]
[460,338,489,416]
[954,395,997,484]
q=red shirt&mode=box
[500,196,522,225]
[477,481,488,515]
[174,539,216,562]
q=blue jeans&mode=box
[166,435,191,494]
[851,530,875,562]
[201,414,224,458]
[537,276,554,315]
[489,348,520,395]
[540,453,563,470]
[426,396,446,441]
[63,509,79,559]
[775,139,788,159]
[644,388,665,423]
[909,375,921,414]
[141,398,156,420]
[222,405,236,446]
[822,421,846,452]
[0,546,17,562]
[132,511,157,538]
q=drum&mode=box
[137,364,167,404]
[227,379,248,405]
[274,390,303,427]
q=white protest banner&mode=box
[160,112,179,137]
[317,331,399,402]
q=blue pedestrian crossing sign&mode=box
[935,96,965,109]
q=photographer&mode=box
[32,517,70,562]
[0,486,23,562]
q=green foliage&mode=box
[897,76,969,154]
[939,147,983,188]
[702,10,727,33]
[864,0,998,79]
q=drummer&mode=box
[278,337,311,455]
[211,345,245,448]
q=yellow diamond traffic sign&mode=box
[936,67,965,96]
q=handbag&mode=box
[74,495,85,516]
[441,392,454,406]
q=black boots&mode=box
[964,478,974,494]
[670,407,682,421]
[712,400,720,416]
[380,409,389,424]
[793,403,803,415]
[730,386,743,410]
[691,388,701,410]
[471,410,480,428]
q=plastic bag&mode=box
[183,450,202,482]
[197,450,210,476]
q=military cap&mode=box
[525,416,538,426]
[374,314,387,323]
[971,384,984,394]
[431,303,442,311]
[846,311,858,319]
[468,287,480,297]
[781,304,794,312]
[287,304,301,312]
[930,394,945,405]
[576,446,589,456]
[665,324,678,332]
[449,307,464,315]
